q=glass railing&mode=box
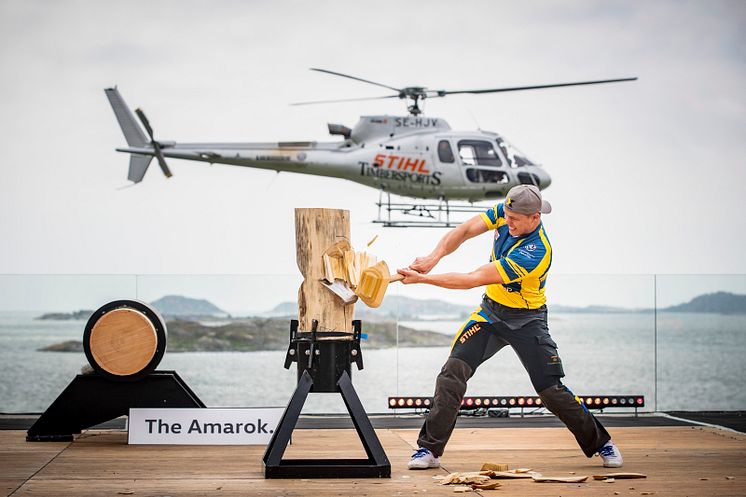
[1,274,744,414]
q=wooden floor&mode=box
[2,425,745,496]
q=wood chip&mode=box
[593,473,647,480]
[726,476,735,480]
[604,478,616,483]
[480,462,509,472]
[532,475,588,483]
[452,487,471,493]
[439,472,491,485]
[470,481,501,490]
[487,471,537,479]
[513,468,533,473]
[641,493,655,496]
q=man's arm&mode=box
[398,262,503,290]
[409,215,489,274]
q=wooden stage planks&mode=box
[2,426,745,497]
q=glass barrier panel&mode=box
[655,274,746,411]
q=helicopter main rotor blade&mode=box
[291,94,401,106]
[310,68,402,92]
[430,77,638,97]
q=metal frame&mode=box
[263,372,390,478]
[26,371,205,442]
[374,190,488,228]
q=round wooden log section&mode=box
[83,300,167,381]
[295,208,354,335]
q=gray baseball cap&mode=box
[504,185,552,215]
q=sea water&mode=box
[0,311,744,413]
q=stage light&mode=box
[388,395,644,411]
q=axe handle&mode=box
[390,273,405,283]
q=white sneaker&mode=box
[408,447,441,469]
[597,440,623,468]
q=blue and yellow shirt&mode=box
[480,203,552,309]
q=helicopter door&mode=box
[457,139,509,185]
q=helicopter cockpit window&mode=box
[496,137,535,168]
[437,140,455,163]
[457,140,502,167]
[457,140,508,184]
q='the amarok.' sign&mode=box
[128,408,283,445]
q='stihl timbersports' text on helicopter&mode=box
[105,68,636,227]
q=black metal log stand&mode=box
[263,319,391,478]
[27,299,205,442]
[26,370,205,441]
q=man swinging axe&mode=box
[397,184,623,469]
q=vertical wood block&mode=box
[295,208,354,332]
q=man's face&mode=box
[504,209,540,237]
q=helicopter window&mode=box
[496,137,535,168]
[458,140,502,167]
[437,140,455,163]
[466,169,509,184]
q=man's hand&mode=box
[397,267,428,284]
[409,255,440,274]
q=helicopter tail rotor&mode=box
[104,87,173,182]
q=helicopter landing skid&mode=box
[374,193,487,228]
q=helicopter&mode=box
[105,68,636,227]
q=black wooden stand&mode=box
[27,370,205,441]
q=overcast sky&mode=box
[0,0,744,311]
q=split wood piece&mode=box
[88,308,158,376]
[480,462,509,472]
[439,472,492,485]
[356,261,405,308]
[488,470,540,479]
[592,472,647,480]
[295,208,354,333]
[322,240,351,283]
[471,481,502,490]
[532,475,589,483]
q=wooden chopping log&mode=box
[83,300,167,381]
[295,208,354,333]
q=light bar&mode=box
[388,395,645,410]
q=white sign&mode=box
[128,408,284,445]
